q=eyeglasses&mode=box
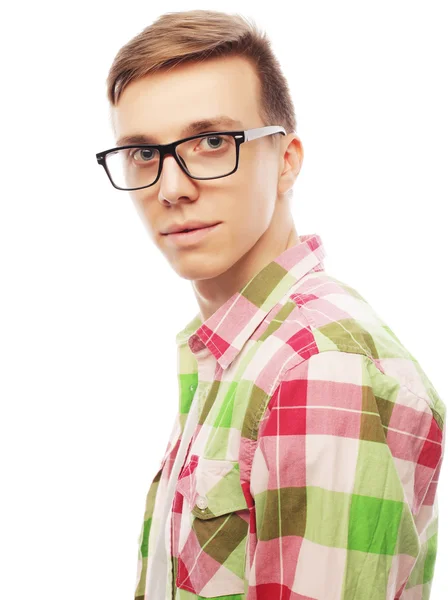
[95,125,286,191]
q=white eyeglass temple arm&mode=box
[244,126,286,142]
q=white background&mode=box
[1,1,447,598]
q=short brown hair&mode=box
[106,9,297,139]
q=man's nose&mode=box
[158,153,194,203]
[160,152,188,175]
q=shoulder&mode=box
[277,270,445,428]
[286,270,403,357]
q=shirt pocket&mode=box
[174,455,249,598]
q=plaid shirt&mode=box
[134,233,445,600]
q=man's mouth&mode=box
[163,223,221,244]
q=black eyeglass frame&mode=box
[95,125,287,191]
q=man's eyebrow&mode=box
[116,116,244,146]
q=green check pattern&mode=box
[134,233,445,600]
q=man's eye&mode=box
[131,148,157,161]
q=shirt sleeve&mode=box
[247,350,445,600]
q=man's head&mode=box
[106,10,304,283]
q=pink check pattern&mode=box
[134,233,445,600]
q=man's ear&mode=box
[277,134,304,196]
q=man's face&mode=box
[111,55,299,281]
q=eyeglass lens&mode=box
[105,134,237,190]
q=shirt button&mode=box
[196,495,208,510]
[189,384,195,392]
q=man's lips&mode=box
[162,222,222,244]
[163,222,221,235]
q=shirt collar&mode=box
[175,233,326,370]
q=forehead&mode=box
[110,55,261,144]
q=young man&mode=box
[96,10,445,600]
